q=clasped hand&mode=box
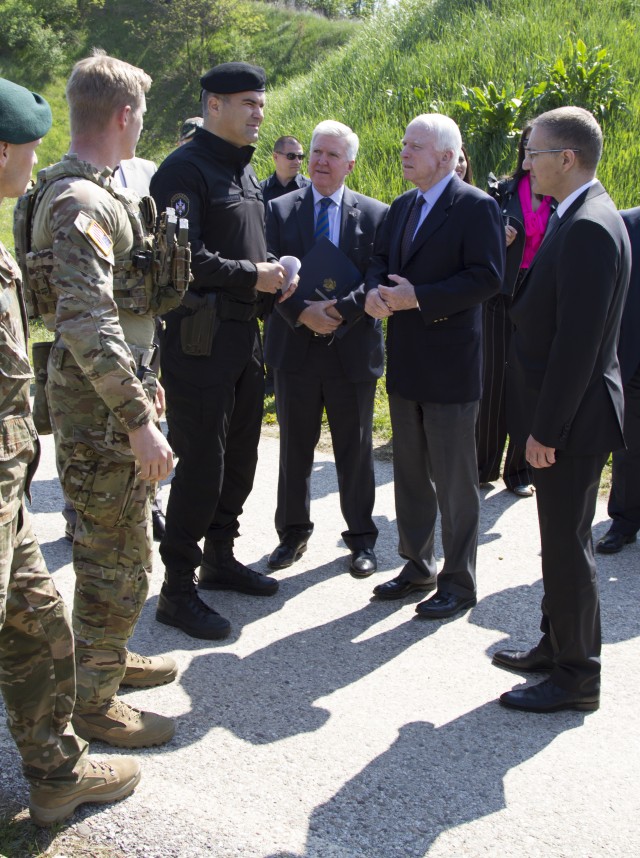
[299,299,342,335]
[365,274,418,318]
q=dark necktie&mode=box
[541,210,560,246]
[401,193,424,264]
[314,197,332,243]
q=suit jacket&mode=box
[619,207,640,384]
[507,182,631,453]
[115,157,157,196]
[264,185,388,384]
[365,176,504,403]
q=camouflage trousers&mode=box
[0,495,87,786]
[48,349,153,712]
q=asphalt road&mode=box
[1,431,638,857]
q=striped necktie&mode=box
[314,197,332,243]
[401,193,424,264]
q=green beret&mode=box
[0,77,52,144]
[200,62,266,95]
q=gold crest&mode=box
[322,278,337,293]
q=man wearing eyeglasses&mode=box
[494,106,632,713]
[260,136,310,206]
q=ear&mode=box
[115,104,131,130]
[561,149,577,171]
[0,141,9,168]
[207,93,222,117]
[346,158,355,176]
[441,148,454,166]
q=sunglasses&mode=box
[276,152,305,161]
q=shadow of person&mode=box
[172,600,442,747]
[268,705,585,858]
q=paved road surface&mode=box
[1,431,638,857]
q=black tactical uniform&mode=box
[260,171,310,207]
[151,125,278,640]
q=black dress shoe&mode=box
[152,509,166,541]
[373,574,437,600]
[349,549,377,578]
[510,484,534,498]
[267,536,309,570]
[596,529,637,554]
[500,678,599,713]
[415,591,477,619]
[492,648,554,673]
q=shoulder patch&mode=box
[170,193,190,218]
[74,211,114,261]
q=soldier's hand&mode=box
[299,300,342,334]
[155,380,166,419]
[128,422,173,482]
[255,261,285,294]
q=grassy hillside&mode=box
[253,0,640,207]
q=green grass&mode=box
[252,0,640,208]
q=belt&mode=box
[217,293,256,322]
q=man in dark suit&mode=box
[494,107,631,713]
[595,207,640,554]
[264,120,388,577]
[365,113,504,619]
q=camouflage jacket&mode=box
[28,155,154,434]
[0,240,38,522]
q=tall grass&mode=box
[253,0,640,207]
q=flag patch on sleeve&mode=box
[74,211,114,261]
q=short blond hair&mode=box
[66,49,151,134]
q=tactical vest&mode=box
[13,158,190,329]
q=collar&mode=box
[418,170,456,210]
[194,127,255,168]
[311,184,345,208]
[556,178,598,218]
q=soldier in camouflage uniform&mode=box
[19,53,178,749]
[0,75,141,826]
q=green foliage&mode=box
[0,1,71,83]
[534,37,628,121]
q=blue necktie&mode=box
[314,197,332,243]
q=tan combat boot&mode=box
[72,697,175,749]
[120,650,178,688]
[29,756,141,826]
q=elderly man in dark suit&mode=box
[264,120,388,577]
[595,207,640,554]
[493,107,631,713]
[365,113,504,619]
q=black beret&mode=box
[0,77,52,144]
[200,62,266,95]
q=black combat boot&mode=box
[156,572,231,640]
[198,540,279,596]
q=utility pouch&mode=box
[31,340,53,435]
[180,292,219,356]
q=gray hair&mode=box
[408,113,462,156]
[311,120,359,161]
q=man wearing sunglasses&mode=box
[260,136,310,206]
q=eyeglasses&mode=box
[524,148,581,160]
[276,152,305,161]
